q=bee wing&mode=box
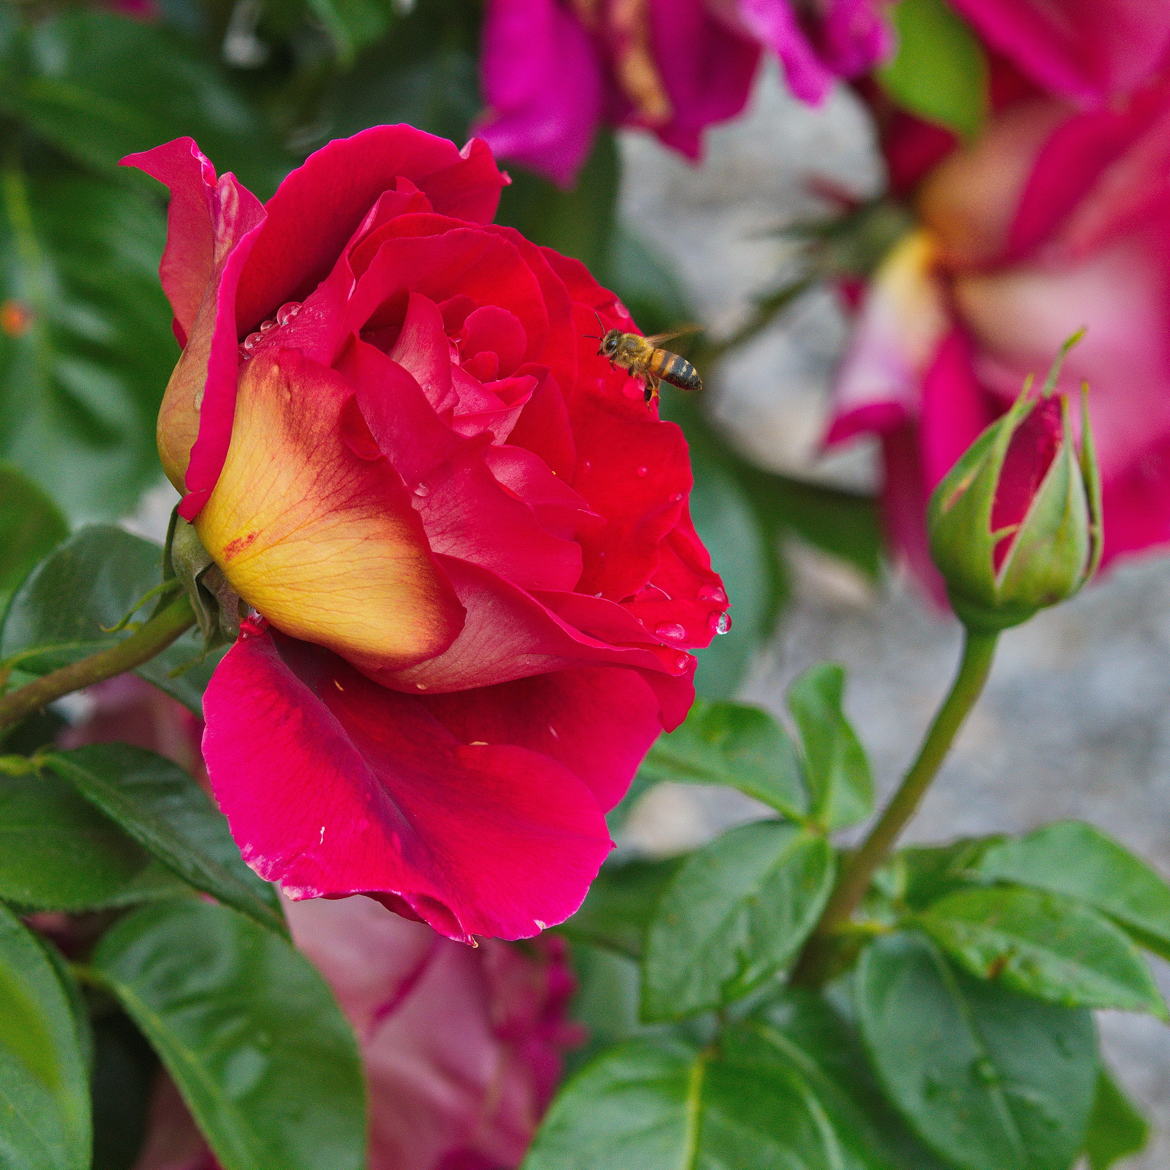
[641,325,701,346]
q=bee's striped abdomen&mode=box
[650,350,703,392]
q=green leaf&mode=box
[0,902,90,1170]
[683,426,786,699]
[973,820,1170,960]
[0,524,215,713]
[8,12,287,192]
[0,463,67,616]
[856,932,1097,1170]
[786,664,873,831]
[1084,1065,1150,1170]
[0,165,174,521]
[641,821,835,1020]
[305,0,395,60]
[43,743,286,937]
[878,0,988,139]
[735,992,953,1170]
[638,699,807,819]
[321,0,480,151]
[0,765,183,910]
[90,900,365,1170]
[916,885,1167,1018]
[559,855,684,959]
[885,838,990,910]
[523,1036,850,1170]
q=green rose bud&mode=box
[927,343,1103,633]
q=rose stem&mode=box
[0,592,197,734]
[791,628,999,986]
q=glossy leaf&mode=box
[641,821,834,1020]
[638,699,807,819]
[973,820,1170,960]
[90,900,365,1170]
[0,902,90,1170]
[559,855,684,959]
[786,663,873,831]
[878,0,988,139]
[523,1035,849,1170]
[1084,1066,1150,1170]
[857,932,1096,1170]
[44,743,286,936]
[0,766,183,910]
[0,463,67,615]
[735,993,952,1170]
[916,885,1167,1017]
[306,0,394,60]
[0,524,215,713]
[9,12,286,192]
[0,166,174,520]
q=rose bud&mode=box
[123,127,726,942]
[927,354,1103,633]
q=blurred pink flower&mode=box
[828,76,1170,593]
[949,0,1170,105]
[133,899,579,1170]
[476,0,892,185]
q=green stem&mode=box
[792,628,999,985]
[0,593,196,734]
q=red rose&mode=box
[124,126,725,941]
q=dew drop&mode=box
[712,611,732,636]
[414,681,429,691]
[697,584,727,605]
[258,317,278,332]
[413,482,431,498]
[654,621,688,641]
[669,652,690,674]
[275,300,302,326]
[240,331,263,354]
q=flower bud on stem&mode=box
[792,628,998,986]
[0,592,197,735]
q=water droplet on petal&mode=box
[275,300,302,326]
[712,611,732,636]
[655,621,687,641]
[241,331,263,354]
[413,482,431,498]
[414,681,429,691]
[669,652,690,674]
[698,584,727,605]
[634,465,648,477]
[258,317,278,332]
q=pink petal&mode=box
[476,0,604,186]
[948,0,1170,104]
[203,631,614,941]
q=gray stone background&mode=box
[617,64,1170,1168]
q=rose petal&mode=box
[203,632,614,941]
[195,349,464,672]
[235,126,507,332]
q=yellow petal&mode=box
[196,351,462,668]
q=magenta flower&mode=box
[476,0,892,185]
[949,0,1170,105]
[828,76,1170,594]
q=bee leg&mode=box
[644,376,660,406]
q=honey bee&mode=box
[595,323,703,404]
